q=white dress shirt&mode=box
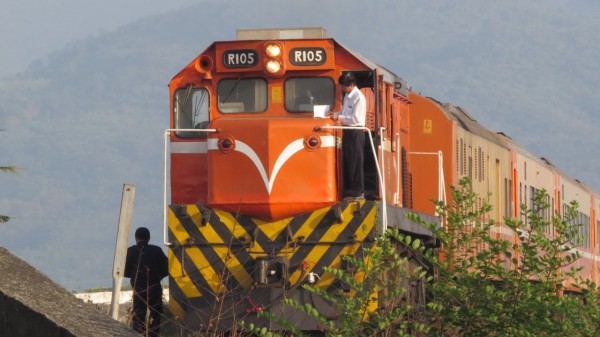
[337,86,366,127]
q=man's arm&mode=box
[124,247,133,278]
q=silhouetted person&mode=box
[125,227,168,337]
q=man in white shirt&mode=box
[329,72,367,201]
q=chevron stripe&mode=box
[287,207,347,284]
[229,213,271,254]
[168,211,216,300]
[169,236,217,301]
[172,206,254,293]
[167,274,191,319]
[201,210,255,287]
[167,201,379,318]
[289,202,377,287]
[315,202,377,289]
[168,247,202,299]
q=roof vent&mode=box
[237,27,327,40]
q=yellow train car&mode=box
[408,94,599,289]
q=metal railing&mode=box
[317,125,388,232]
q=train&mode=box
[162,27,598,332]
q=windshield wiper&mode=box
[221,77,242,103]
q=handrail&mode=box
[318,125,387,232]
[163,128,217,246]
[379,127,387,233]
[395,132,402,206]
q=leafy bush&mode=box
[411,177,591,336]
[245,229,431,337]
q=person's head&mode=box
[338,72,357,94]
[135,227,150,242]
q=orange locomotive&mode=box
[163,28,436,331]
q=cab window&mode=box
[218,78,267,113]
[174,87,209,138]
[285,77,335,112]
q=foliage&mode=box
[244,229,432,337]
[408,177,590,336]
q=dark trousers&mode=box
[342,129,365,197]
[132,285,163,337]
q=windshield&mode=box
[174,86,209,138]
[218,78,268,113]
[285,77,335,112]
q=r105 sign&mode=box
[289,48,326,66]
[223,49,258,68]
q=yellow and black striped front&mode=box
[167,201,379,331]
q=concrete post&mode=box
[109,184,136,320]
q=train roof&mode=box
[497,132,566,178]
[428,98,509,148]
[434,98,597,196]
[336,41,410,96]
[435,99,564,175]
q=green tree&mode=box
[410,177,589,337]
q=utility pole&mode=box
[109,184,136,320]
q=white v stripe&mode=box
[207,136,335,194]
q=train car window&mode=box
[174,87,209,138]
[217,78,267,113]
[584,214,590,249]
[284,77,335,113]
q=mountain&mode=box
[0,0,599,290]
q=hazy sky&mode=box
[2,0,600,291]
[0,0,197,78]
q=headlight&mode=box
[265,44,281,58]
[265,60,281,74]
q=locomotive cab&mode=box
[168,29,393,221]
